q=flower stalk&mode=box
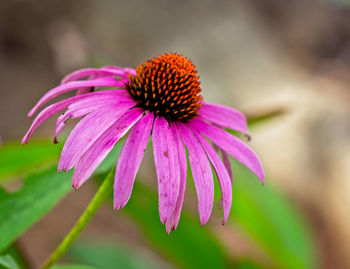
[40,169,114,269]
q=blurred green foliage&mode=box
[0,167,72,252]
[66,241,158,269]
[0,254,98,269]
[246,107,286,128]
[0,140,61,181]
[230,161,316,269]
[0,245,28,269]
[52,265,96,269]
[0,255,19,269]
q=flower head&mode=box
[23,53,264,233]
[126,53,202,121]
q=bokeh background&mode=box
[1,0,350,268]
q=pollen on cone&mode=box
[125,53,202,122]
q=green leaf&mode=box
[0,140,61,181]
[230,161,316,269]
[0,137,123,182]
[66,241,158,269]
[0,166,72,252]
[246,107,286,127]
[0,135,124,251]
[52,265,96,269]
[122,182,229,269]
[0,244,28,269]
[232,259,265,269]
[0,255,19,269]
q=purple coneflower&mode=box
[23,53,264,232]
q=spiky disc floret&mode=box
[125,53,202,122]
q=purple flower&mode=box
[23,53,264,232]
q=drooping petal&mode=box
[76,87,95,95]
[213,144,233,209]
[114,113,154,210]
[221,149,233,182]
[74,78,128,96]
[58,102,135,172]
[53,91,135,141]
[123,67,137,76]
[192,129,232,223]
[22,91,122,144]
[72,108,144,189]
[213,144,233,180]
[102,66,136,76]
[152,117,180,224]
[61,90,130,117]
[199,103,250,136]
[28,78,126,117]
[165,123,187,233]
[189,118,264,183]
[63,68,128,96]
[60,66,131,97]
[178,123,214,226]
[213,144,233,182]
[61,68,129,84]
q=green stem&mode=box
[40,169,114,269]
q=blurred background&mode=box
[1,0,350,268]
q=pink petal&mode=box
[76,87,95,95]
[73,77,128,96]
[60,90,130,120]
[192,129,232,223]
[213,144,233,182]
[165,123,187,233]
[123,67,136,76]
[218,149,233,212]
[53,91,134,141]
[199,103,250,136]
[114,113,154,210]
[58,103,135,172]
[22,91,121,144]
[152,117,180,224]
[28,78,126,117]
[178,123,214,226]
[53,114,67,144]
[189,118,264,183]
[221,149,233,182]
[61,68,129,84]
[72,108,144,189]
[102,66,136,76]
